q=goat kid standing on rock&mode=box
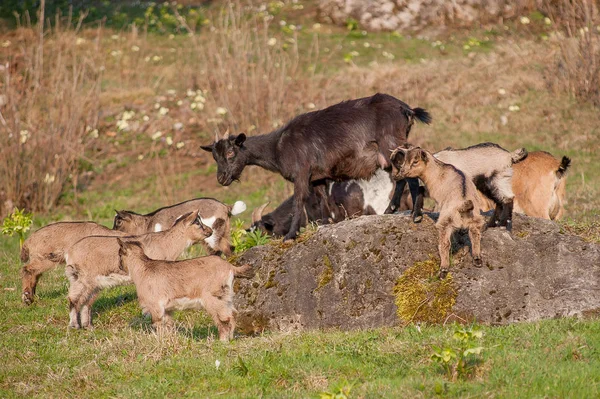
[391,146,487,278]
[117,239,254,341]
[65,211,211,329]
[201,93,431,241]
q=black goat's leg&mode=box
[313,182,333,224]
[497,199,514,232]
[408,178,423,223]
[385,179,407,214]
[285,179,310,241]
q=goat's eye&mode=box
[226,150,235,159]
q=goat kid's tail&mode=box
[233,264,255,279]
[557,156,571,178]
[20,243,30,263]
[230,200,247,216]
[511,148,528,164]
[412,107,432,125]
[458,200,474,215]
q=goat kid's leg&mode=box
[385,179,407,214]
[21,258,56,305]
[408,178,423,223]
[285,179,310,241]
[67,281,89,329]
[468,219,484,267]
[497,199,514,232]
[436,222,454,279]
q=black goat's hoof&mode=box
[384,206,396,215]
[413,214,423,223]
[473,257,483,268]
[438,269,449,279]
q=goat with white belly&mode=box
[117,239,254,341]
[391,146,487,278]
[64,211,211,329]
[113,197,246,255]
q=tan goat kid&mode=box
[117,239,254,341]
[64,211,211,329]
[20,222,126,305]
[391,147,487,278]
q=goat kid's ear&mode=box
[200,144,214,153]
[419,149,428,163]
[234,133,246,147]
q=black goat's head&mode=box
[201,131,247,186]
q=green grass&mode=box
[1,236,599,398]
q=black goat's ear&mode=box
[234,133,246,147]
[200,144,214,152]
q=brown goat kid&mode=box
[391,147,487,278]
[512,151,571,220]
[117,239,254,341]
[65,211,211,329]
[114,198,246,256]
[20,222,126,305]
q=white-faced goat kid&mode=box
[64,211,211,329]
[391,147,487,278]
[201,93,431,241]
[432,143,528,231]
[117,239,254,341]
[20,222,126,305]
[512,151,571,220]
[113,197,246,255]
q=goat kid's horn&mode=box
[251,202,270,224]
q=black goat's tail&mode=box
[412,107,432,125]
[557,156,571,178]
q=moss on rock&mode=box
[393,257,457,325]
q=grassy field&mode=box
[1,1,600,397]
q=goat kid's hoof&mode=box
[22,292,34,306]
[438,269,449,279]
[473,257,483,268]
[68,323,81,329]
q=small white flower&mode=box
[215,360,220,370]
[131,45,140,52]
[89,129,99,138]
[173,122,183,130]
[111,34,120,40]
[44,173,55,184]
[169,34,175,40]
[363,42,371,48]
[350,51,359,57]
[20,130,30,144]
[289,24,296,31]
[166,136,173,146]
[306,102,316,109]
[151,131,163,140]
[76,37,86,45]
[110,50,122,57]
[167,89,177,96]
[279,20,286,26]
[216,107,228,116]
[498,88,506,95]
[176,141,185,149]
[508,105,520,112]
[145,56,151,62]
[520,16,530,25]
[152,55,162,62]
[1,40,11,47]
[187,89,196,97]
[268,38,277,46]
[194,94,206,103]
[138,154,144,160]
[116,120,129,131]
[177,100,183,106]
[143,115,150,122]
[312,23,321,30]
[382,51,395,60]
[544,17,552,26]
[158,107,169,116]
[154,103,161,109]
[121,110,135,121]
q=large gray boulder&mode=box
[233,214,600,333]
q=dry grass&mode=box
[0,6,103,214]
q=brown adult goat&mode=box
[201,93,431,241]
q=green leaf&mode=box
[463,347,484,356]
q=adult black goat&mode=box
[201,93,431,240]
